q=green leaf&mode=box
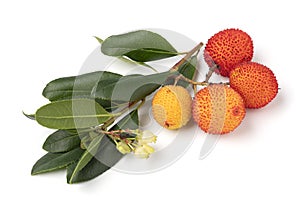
[43,130,81,153]
[66,109,139,184]
[42,71,122,110]
[22,111,35,120]
[67,134,104,183]
[94,71,176,102]
[31,147,84,175]
[35,99,113,129]
[166,55,198,87]
[95,37,158,72]
[66,156,110,184]
[177,55,198,86]
[113,109,139,130]
[101,30,178,62]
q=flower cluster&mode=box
[114,130,157,159]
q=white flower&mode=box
[116,141,131,154]
[138,130,157,144]
[134,144,155,159]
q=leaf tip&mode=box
[31,167,39,176]
[23,111,36,120]
[94,36,104,44]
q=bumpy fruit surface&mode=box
[204,28,253,77]
[192,84,246,134]
[152,85,192,130]
[229,62,278,109]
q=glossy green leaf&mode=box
[101,30,178,62]
[94,71,176,103]
[42,71,122,110]
[73,134,104,174]
[166,55,198,87]
[178,55,198,86]
[31,147,84,175]
[43,130,81,153]
[35,99,113,129]
[67,109,139,184]
[67,134,104,183]
[113,109,139,130]
[66,156,110,184]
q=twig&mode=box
[170,42,204,71]
[177,74,209,86]
[176,74,229,87]
[205,63,219,83]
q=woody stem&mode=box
[205,63,219,83]
[177,74,209,86]
[170,42,204,71]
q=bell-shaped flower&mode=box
[116,141,131,154]
[134,144,155,159]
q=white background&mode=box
[1,0,299,199]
